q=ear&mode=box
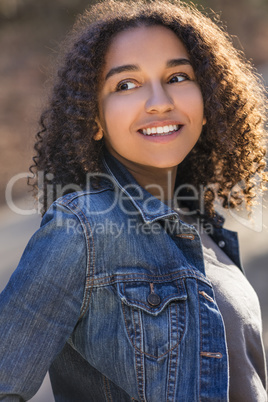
[202,115,207,125]
[93,119,104,141]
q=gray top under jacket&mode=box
[200,229,267,401]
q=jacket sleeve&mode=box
[0,202,88,401]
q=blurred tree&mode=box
[0,0,267,64]
[0,0,267,206]
[0,0,22,18]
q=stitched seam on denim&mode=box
[99,269,197,281]
[167,305,180,402]
[120,277,187,308]
[197,280,202,402]
[133,309,143,402]
[173,305,180,401]
[172,290,184,400]
[103,376,108,402]
[121,300,186,359]
[138,310,146,401]
[167,306,173,401]
[123,292,185,312]
[132,305,137,349]
[135,348,143,402]
[91,270,211,287]
[106,377,113,402]
[103,375,113,402]
[55,201,92,319]
[77,207,95,317]
[61,187,113,203]
[58,200,95,318]
[175,280,187,344]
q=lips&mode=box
[138,123,183,136]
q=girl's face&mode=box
[98,25,206,171]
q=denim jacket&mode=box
[0,151,244,401]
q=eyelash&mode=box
[115,72,191,92]
[115,80,138,92]
[168,73,190,83]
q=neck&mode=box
[132,166,177,202]
[109,152,178,202]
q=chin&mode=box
[145,161,180,169]
[145,157,185,169]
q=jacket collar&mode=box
[102,149,178,223]
[102,149,243,273]
[102,149,225,228]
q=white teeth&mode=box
[141,124,180,136]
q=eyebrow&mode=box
[167,58,192,68]
[104,58,192,81]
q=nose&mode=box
[145,83,174,114]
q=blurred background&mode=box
[0,0,267,400]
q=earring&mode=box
[93,122,104,141]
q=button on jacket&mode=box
[0,151,244,401]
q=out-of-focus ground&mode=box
[0,0,268,400]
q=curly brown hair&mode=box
[30,0,267,216]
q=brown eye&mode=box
[168,73,189,84]
[116,81,137,91]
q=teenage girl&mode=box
[0,1,267,401]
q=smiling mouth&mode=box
[138,124,183,136]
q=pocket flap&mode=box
[117,280,187,316]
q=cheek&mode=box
[102,91,144,131]
[101,96,138,134]
[174,86,204,121]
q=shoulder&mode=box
[42,175,116,228]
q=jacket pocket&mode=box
[117,279,187,358]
